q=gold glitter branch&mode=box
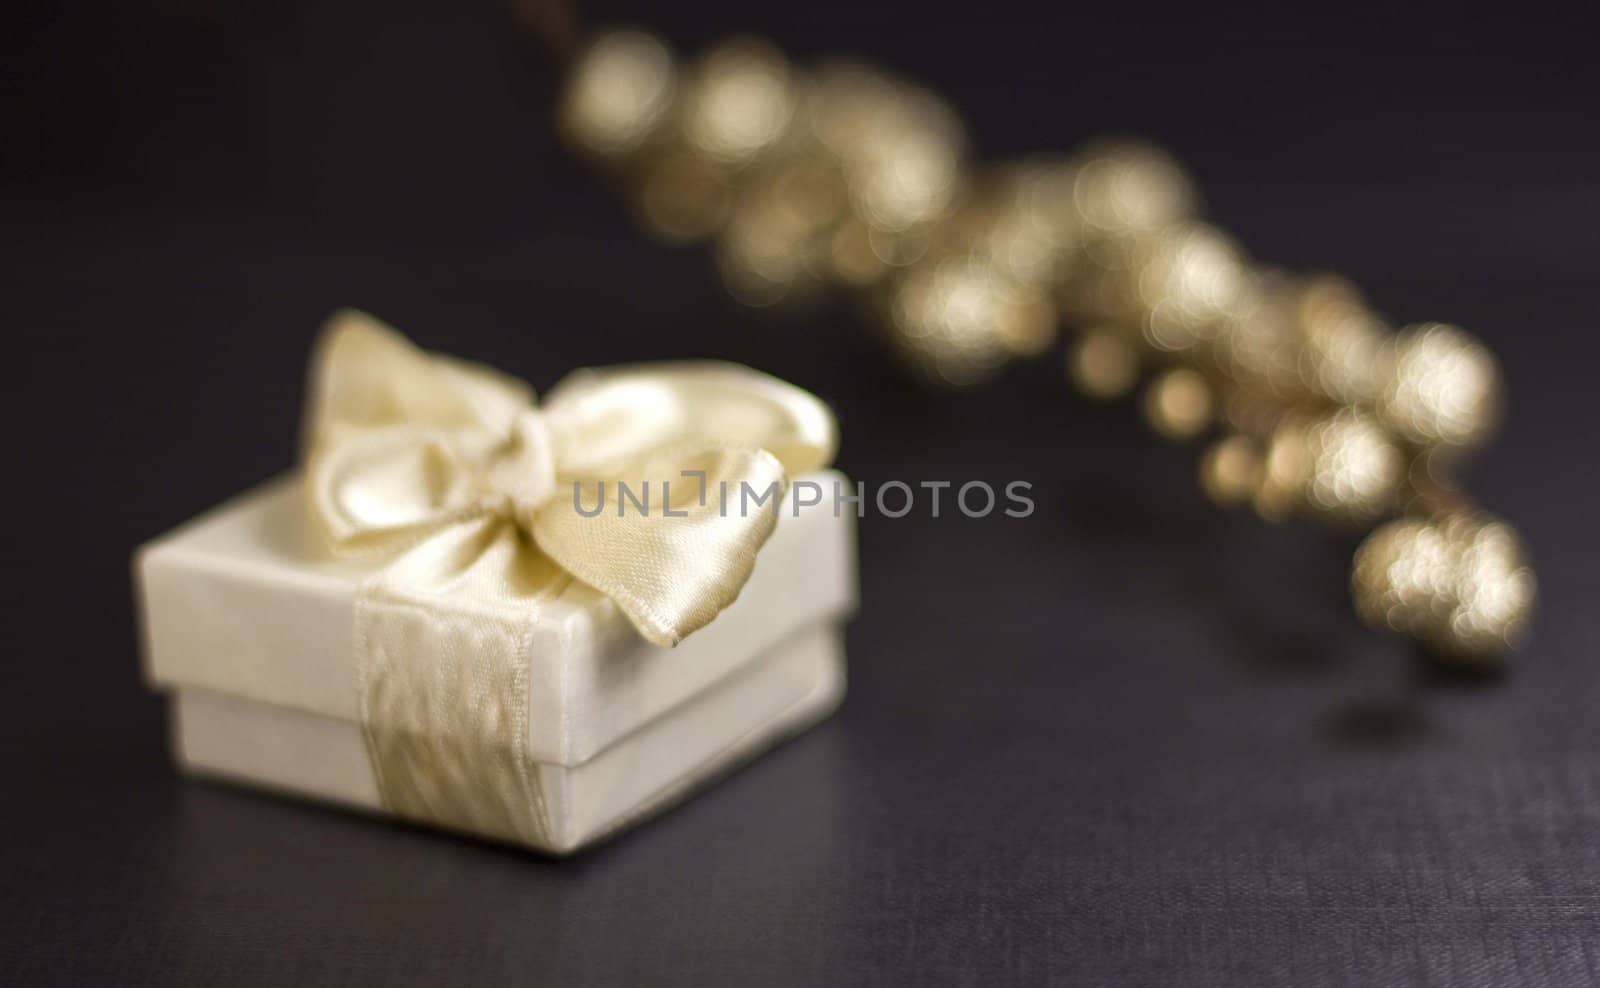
[551,28,1536,664]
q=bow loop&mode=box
[302,309,835,646]
[532,445,789,646]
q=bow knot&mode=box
[302,309,836,646]
[484,410,559,521]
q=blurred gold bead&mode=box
[811,65,964,158]
[828,216,889,285]
[1069,139,1196,237]
[682,39,797,167]
[859,224,933,275]
[809,64,965,234]
[1200,434,1262,505]
[1069,327,1139,399]
[1352,517,1440,625]
[716,210,810,307]
[1137,225,1247,353]
[715,159,842,306]
[1305,409,1404,522]
[1352,513,1535,661]
[848,127,962,233]
[1216,271,1304,396]
[926,195,1063,357]
[1377,322,1501,449]
[1142,367,1212,440]
[1254,417,1309,521]
[1444,517,1537,656]
[1011,163,1085,259]
[635,149,731,243]
[1056,231,1140,325]
[887,256,1050,386]
[1218,381,1287,438]
[828,213,932,286]
[1256,409,1402,524]
[956,164,1084,287]
[1293,274,1384,405]
[997,291,1058,358]
[1295,272,1364,325]
[1058,222,1245,351]
[762,155,846,231]
[560,31,677,158]
[807,62,919,157]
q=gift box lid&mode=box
[136,470,855,767]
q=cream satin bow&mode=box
[303,309,837,647]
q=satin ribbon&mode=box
[301,310,836,845]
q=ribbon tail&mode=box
[530,448,790,647]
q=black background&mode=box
[5,1,1600,984]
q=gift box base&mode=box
[171,621,845,854]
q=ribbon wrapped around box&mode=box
[135,311,856,853]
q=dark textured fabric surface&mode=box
[4,2,1598,984]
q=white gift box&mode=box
[136,471,855,853]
